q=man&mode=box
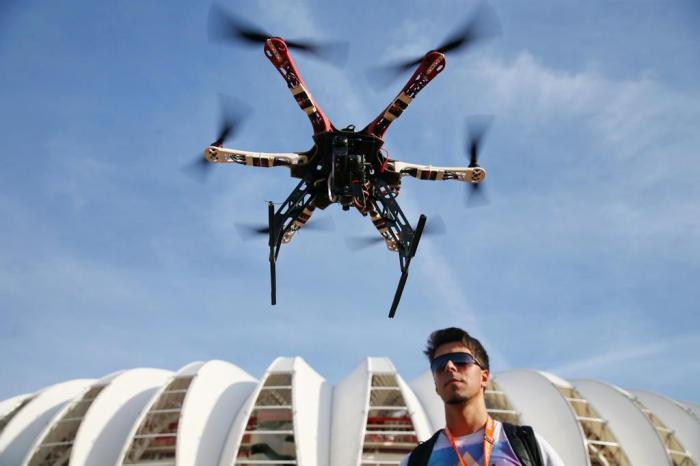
[400,327,564,466]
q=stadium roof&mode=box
[0,357,697,466]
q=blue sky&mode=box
[1,0,698,403]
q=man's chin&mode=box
[445,395,469,405]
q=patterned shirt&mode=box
[399,421,564,466]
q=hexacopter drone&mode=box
[199,4,498,317]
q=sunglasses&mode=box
[430,352,482,374]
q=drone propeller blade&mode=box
[236,215,335,241]
[214,93,252,146]
[436,2,500,55]
[184,94,251,184]
[208,3,271,46]
[295,215,336,232]
[464,115,493,206]
[182,154,213,184]
[424,215,447,235]
[466,183,489,207]
[365,56,424,89]
[371,3,500,85]
[345,235,385,251]
[235,223,271,240]
[208,3,348,66]
[284,39,349,67]
[465,114,492,167]
[371,56,424,82]
[346,216,447,250]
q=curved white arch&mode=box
[116,361,205,465]
[71,368,173,466]
[22,373,121,466]
[180,360,257,466]
[330,358,369,466]
[396,375,432,442]
[632,390,700,462]
[494,370,587,466]
[0,379,94,466]
[573,379,671,466]
[218,356,331,466]
[331,357,431,466]
[288,357,331,466]
[408,371,442,432]
[115,360,256,466]
[0,393,35,437]
[679,401,700,422]
[0,394,33,420]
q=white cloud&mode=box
[464,51,700,162]
[548,342,663,376]
[548,333,700,378]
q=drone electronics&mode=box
[198,3,498,318]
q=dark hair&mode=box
[424,327,490,371]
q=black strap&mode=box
[407,430,442,466]
[502,422,544,466]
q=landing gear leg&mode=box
[265,179,317,306]
[369,178,427,318]
[267,201,277,306]
[389,214,426,318]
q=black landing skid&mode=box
[266,176,426,318]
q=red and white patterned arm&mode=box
[263,38,333,135]
[204,146,308,168]
[385,160,486,183]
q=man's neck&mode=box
[444,398,489,437]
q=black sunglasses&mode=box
[430,352,482,373]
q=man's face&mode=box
[432,342,489,405]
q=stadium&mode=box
[0,357,698,466]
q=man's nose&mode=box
[444,360,458,373]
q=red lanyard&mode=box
[444,416,495,466]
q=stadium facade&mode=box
[0,357,698,466]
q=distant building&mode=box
[0,357,697,466]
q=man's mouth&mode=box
[444,379,461,387]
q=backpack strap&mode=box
[408,430,442,466]
[502,423,544,466]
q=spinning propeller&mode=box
[465,115,492,207]
[236,215,336,240]
[372,2,500,83]
[208,3,349,67]
[346,215,447,251]
[184,94,250,183]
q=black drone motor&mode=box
[330,135,367,210]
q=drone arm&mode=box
[363,51,446,139]
[264,38,333,135]
[385,160,486,183]
[205,146,309,169]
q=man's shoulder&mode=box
[501,422,565,466]
[500,422,543,466]
[400,430,443,466]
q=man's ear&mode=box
[481,369,490,389]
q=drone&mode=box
[198,4,498,317]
